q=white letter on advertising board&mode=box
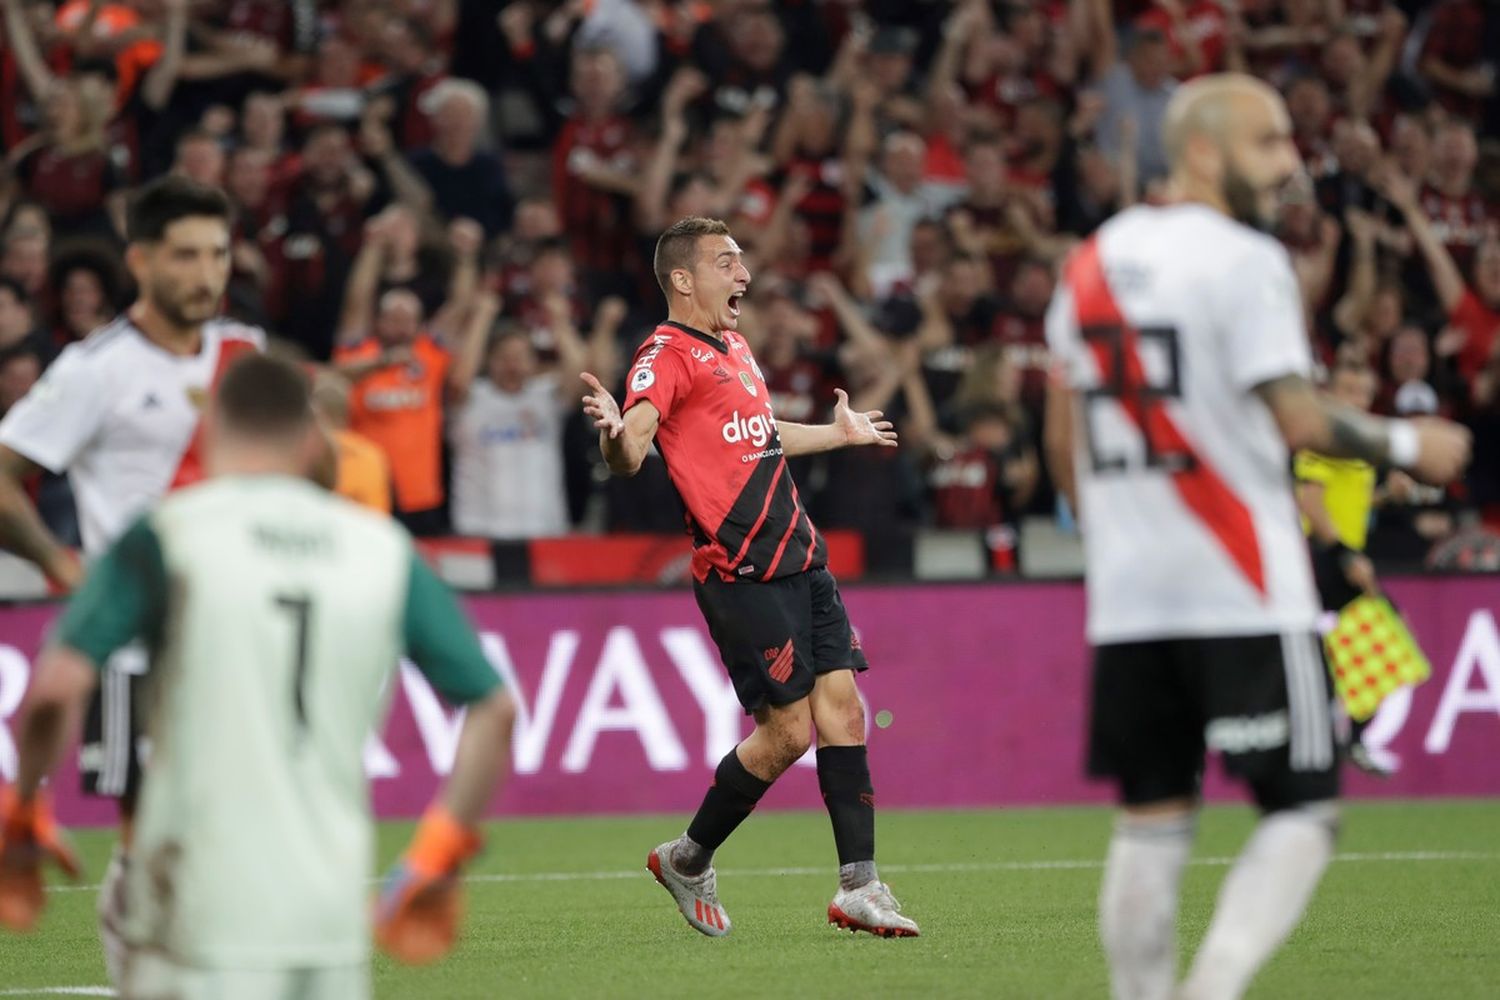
[1425,610,1500,753]
[660,627,745,766]
[1357,685,1412,773]
[401,661,466,774]
[363,733,400,780]
[562,627,687,773]
[363,666,399,779]
[481,630,579,775]
[0,647,26,782]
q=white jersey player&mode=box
[0,354,515,999]
[1043,75,1469,1000]
[0,177,261,980]
[1,314,263,555]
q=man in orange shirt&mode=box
[53,0,164,106]
[333,289,452,533]
[312,370,392,514]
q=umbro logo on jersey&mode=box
[712,365,731,384]
[142,393,162,410]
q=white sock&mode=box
[1178,803,1337,1000]
[1100,811,1196,1000]
[96,846,129,987]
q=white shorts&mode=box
[121,952,370,1000]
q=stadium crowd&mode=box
[0,0,1497,571]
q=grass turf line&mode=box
[0,801,1495,999]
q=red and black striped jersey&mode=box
[623,322,824,584]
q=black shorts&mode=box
[79,652,147,803]
[1088,632,1340,812]
[694,567,868,713]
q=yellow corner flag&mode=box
[1326,596,1431,721]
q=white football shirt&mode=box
[448,375,569,539]
[0,316,264,555]
[1045,203,1319,643]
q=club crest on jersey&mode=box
[186,387,208,410]
[739,371,758,397]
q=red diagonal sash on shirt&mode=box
[168,337,260,490]
[1066,238,1267,597]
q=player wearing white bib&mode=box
[0,177,262,979]
[0,354,515,998]
[1043,75,1470,1000]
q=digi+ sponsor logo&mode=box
[721,405,776,455]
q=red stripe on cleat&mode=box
[827,904,919,938]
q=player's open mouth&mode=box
[728,292,743,317]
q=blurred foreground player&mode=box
[581,218,917,937]
[1043,75,1470,1000]
[0,176,264,982]
[0,354,515,997]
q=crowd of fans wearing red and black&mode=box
[0,0,1497,570]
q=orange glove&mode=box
[373,804,481,964]
[0,786,82,932]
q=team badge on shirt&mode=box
[739,371,757,397]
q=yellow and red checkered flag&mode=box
[1325,596,1431,721]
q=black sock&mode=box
[817,745,876,869]
[681,750,771,873]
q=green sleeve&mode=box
[54,515,168,667]
[402,553,501,705]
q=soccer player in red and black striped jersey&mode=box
[581,217,920,939]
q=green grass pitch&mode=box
[1,801,1497,998]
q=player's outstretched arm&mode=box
[582,373,658,476]
[1254,374,1472,485]
[777,388,898,457]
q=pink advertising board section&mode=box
[0,578,1497,826]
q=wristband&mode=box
[1388,420,1419,468]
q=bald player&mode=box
[1043,75,1470,1000]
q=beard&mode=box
[151,282,218,328]
[1222,165,1272,231]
